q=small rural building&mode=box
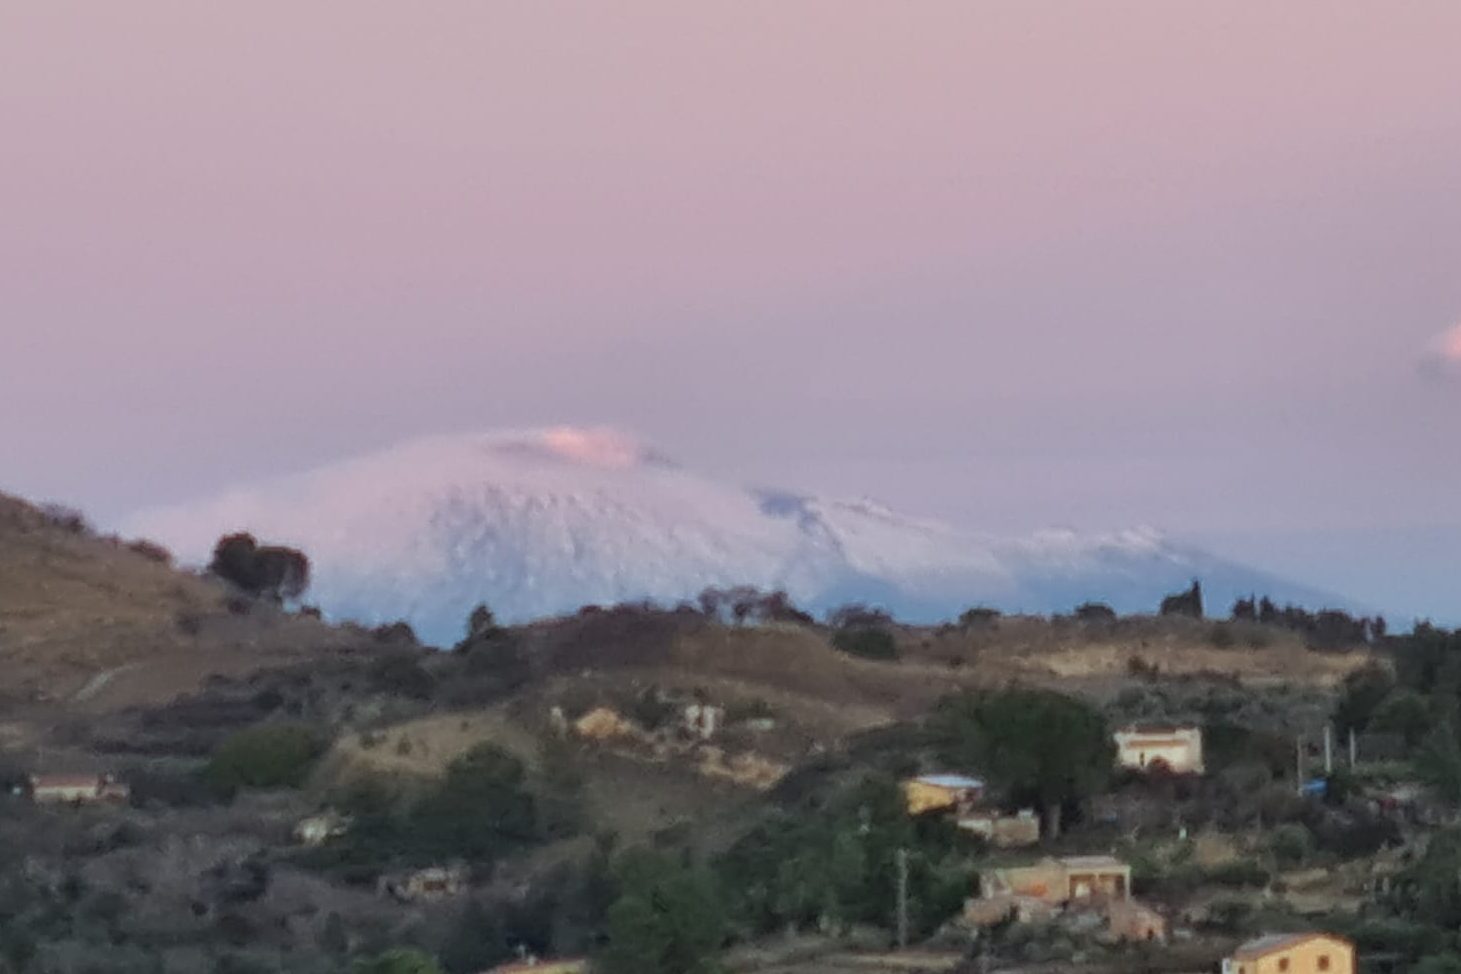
[957,808,1040,847]
[1103,897,1167,943]
[682,703,723,741]
[380,865,468,902]
[294,811,350,847]
[28,773,130,806]
[903,774,985,816]
[574,707,637,741]
[1114,723,1205,775]
[1222,932,1354,974]
[979,855,1131,906]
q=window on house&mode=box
[1277,960,1289,973]
[1318,957,1330,971]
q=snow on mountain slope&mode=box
[124,427,1341,645]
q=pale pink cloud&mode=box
[1419,322,1461,380]
[1435,323,1461,362]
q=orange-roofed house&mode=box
[1222,932,1354,974]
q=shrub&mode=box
[1268,823,1312,867]
[126,538,173,564]
[207,722,326,793]
[1074,602,1117,624]
[628,686,678,730]
[958,607,1001,628]
[39,502,91,534]
[1205,860,1271,888]
[832,627,898,661]
[354,948,443,974]
[367,653,435,699]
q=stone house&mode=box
[978,856,1131,905]
[957,808,1040,847]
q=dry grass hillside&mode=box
[306,606,1376,851]
[0,492,355,714]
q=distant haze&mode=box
[3,3,1460,623]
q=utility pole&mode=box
[1296,735,1304,796]
[1324,725,1333,776]
[895,847,909,950]
[1350,728,1358,769]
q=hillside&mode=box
[0,492,1400,974]
[0,492,358,715]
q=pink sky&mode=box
[3,2,1461,615]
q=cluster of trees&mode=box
[826,604,898,661]
[930,688,1113,837]
[206,722,327,795]
[716,774,967,939]
[1232,596,1385,648]
[326,743,545,873]
[209,532,311,602]
[695,587,814,626]
[1159,581,1204,619]
[1336,624,1461,802]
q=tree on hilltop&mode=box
[209,532,310,602]
[1159,580,1204,619]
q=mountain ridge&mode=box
[124,427,1347,645]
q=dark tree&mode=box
[1159,580,1204,619]
[1332,663,1395,738]
[1231,596,1257,622]
[932,688,1113,837]
[828,604,894,629]
[209,532,310,602]
[467,604,498,639]
[600,850,724,974]
[1074,602,1118,623]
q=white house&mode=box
[1113,724,1204,775]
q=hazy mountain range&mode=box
[126,427,1343,646]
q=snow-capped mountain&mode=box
[124,427,1338,645]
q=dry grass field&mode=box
[0,492,356,714]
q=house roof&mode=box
[914,774,985,790]
[1232,932,1347,960]
[29,774,106,789]
[1057,855,1129,870]
[1117,723,1199,735]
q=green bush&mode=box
[831,627,898,661]
[1205,860,1272,888]
[207,722,326,793]
[354,948,442,974]
[1268,823,1313,867]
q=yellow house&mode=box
[902,774,984,815]
[1222,933,1354,974]
[1113,724,1205,775]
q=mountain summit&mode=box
[126,427,1335,645]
